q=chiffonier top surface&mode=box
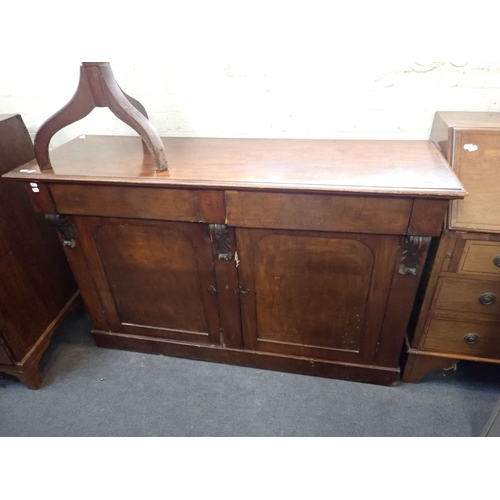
[4,135,466,199]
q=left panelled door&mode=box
[74,217,222,345]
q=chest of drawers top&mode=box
[432,111,500,233]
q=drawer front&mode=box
[433,277,500,318]
[225,191,413,234]
[422,318,500,358]
[49,184,225,223]
[450,130,500,233]
[458,240,500,276]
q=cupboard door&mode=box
[75,217,221,344]
[235,229,400,363]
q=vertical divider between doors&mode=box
[210,225,245,349]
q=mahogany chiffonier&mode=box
[4,135,466,386]
[403,112,500,382]
[0,114,78,389]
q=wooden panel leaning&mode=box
[0,114,78,389]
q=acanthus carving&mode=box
[45,214,77,248]
[398,236,431,276]
[208,224,232,261]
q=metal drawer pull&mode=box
[494,255,500,268]
[479,293,497,306]
[464,333,479,345]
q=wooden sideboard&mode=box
[403,112,500,382]
[0,114,78,388]
[3,135,465,386]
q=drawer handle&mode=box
[479,293,497,306]
[464,333,479,345]
[494,255,500,267]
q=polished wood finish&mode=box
[75,217,221,344]
[5,136,465,198]
[432,277,500,318]
[404,112,500,382]
[49,183,225,223]
[0,114,78,388]
[407,199,449,236]
[4,132,465,386]
[421,317,500,358]
[458,240,500,276]
[226,191,412,234]
[34,63,168,172]
[236,228,399,363]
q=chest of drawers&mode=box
[4,135,465,386]
[403,112,500,382]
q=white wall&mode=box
[1,62,500,149]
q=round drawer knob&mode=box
[479,293,497,306]
[464,333,479,345]
[494,255,500,267]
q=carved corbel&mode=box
[45,214,77,248]
[208,224,232,261]
[399,236,431,276]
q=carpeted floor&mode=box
[1,307,499,436]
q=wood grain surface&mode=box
[4,135,466,198]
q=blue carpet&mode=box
[1,308,499,436]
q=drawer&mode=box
[49,184,225,223]
[422,318,500,359]
[225,190,413,234]
[433,277,500,318]
[458,240,500,276]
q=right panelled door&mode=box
[235,228,401,364]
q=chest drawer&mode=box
[422,317,500,359]
[225,190,413,234]
[458,240,500,276]
[49,184,226,223]
[432,277,500,318]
